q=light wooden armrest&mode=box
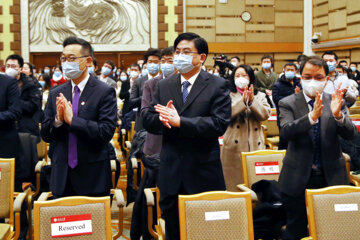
[262,124,268,131]
[13,192,27,212]
[131,158,138,169]
[35,160,46,173]
[121,129,126,135]
[113,189,125,239]
[110,160,117,172]
[342,152,351,162]
[301,237,313,240]
[125,141,131,149]
[38,192,52,201]
[237,184,258,202]
[159,218,166,237]
[144,188,155,206]
[114,189,125,207]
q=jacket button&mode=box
[258,142,261,145]
[255,128,258,131]
[235,140,238,144]
[237,125,240,129]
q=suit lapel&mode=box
[180,71,209,114]
[61,81,72,104]
[169,74,183,111]
[78,76,96,112]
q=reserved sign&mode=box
[255,162,280,175]
[51,214,92,238]
[205,211,230,221]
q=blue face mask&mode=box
[39,81,45,88]
[147,63,159,75]
[120,76,127,81]
[351,66,357,72]
[101,66,111,76]
[44,69,50,74]
[116,71,121,76]
[262,63,271,70]
[160,63,175,77]
[88,67,94,74]
[327,61,336,72]
[54,71,62,78]
[173,54,195,74]
[141,69,148,76]
[62,62,83,80]
[285,71,295,79]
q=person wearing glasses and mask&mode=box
[143,32,231,240]
[278,56,356,240]
[41,36,117,198]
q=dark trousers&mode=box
[282,172,328,240]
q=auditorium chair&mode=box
[349,106,360,115]
[262,108,279,149]
[129,121,136,142]
[302,185,360,240]
[144,187,165,239]
[237,150,286,202]
[0,158,31,240]
[132,157,144,190]
[36,138,49,163]
[34,189,125,240]
[178,191,254,240]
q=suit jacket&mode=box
[0,74,22,158]
[41,76,117,196]
[119,79,131,115]
[140,74,164,155]
[130,75,148,131]
[278,92,356,197]
[98,75,117,89]
[143,70,231,210]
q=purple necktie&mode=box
[68,86,80,168]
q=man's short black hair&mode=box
[144,48,161,63]
[174,32,209,56]
[297,54,308,64]
[350,62,358,67]
[63,36,94,58]
[300,56,329,76]
[231,56,240,62]
[339,60,348,65]
[161,46,174,57]
[130,63,141,71]
[284,62,297,69]
[261,55,273,63]
[322,51,338,61]
[55,65,62,72]
[104,60,115,70]
[6,54,24,67]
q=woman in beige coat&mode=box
[221,64,271,191]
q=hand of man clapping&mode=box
[310,91,324,122]
[331,85,345,119]
[56,93,73,125]
[155,100,180,129]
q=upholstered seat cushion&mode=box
[0,224,11,240]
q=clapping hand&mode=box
[155,100,180,128]
[310,91,324,122]
[243,84,254,105]
[59,93,73,125]
[295,86,301,93]
[331,85,344,119]
[56,96,64,122]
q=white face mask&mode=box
[235,77,249,89]
[62,62,83,80]
[6,68,19,78]
[301,79,327,98]
[173,54,195,74]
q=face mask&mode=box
[101,66,111,76]
[116,71,121,76]
[351,67,357,72]
[173,54,195,74]
[130,71,139,78]
[161,63,175,77]
[62,62,83,80]
[301,79,327,98]
[285,71,295,79]
[6,68,19,78]
[235,77,249,89]
[262,63,271,70]
[147,63,160,75]
[127,71,131,75]
[39,81,45,88]
[231,62,237,67]
[54,71,62,78]
[214,73,220,77]
[44,69,50,74]
[327,61,336,72]
[120,76,127,81]
[141,69,148,76]
[88,67,94,74]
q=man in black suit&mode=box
[278,56,356,240]
[130,48,161,131]
[41,37,117,198]
[0,74,22,158]
[143,32,231,240]
[120,63,141,117]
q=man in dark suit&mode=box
[120,63,141,117]
[0,74,22,158]
[143,32,231,240]
[41,37,117,198]
[130,48,161,131]
[278,56,356,240]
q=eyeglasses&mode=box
[60,56,88,62]
[301,75,326,81]
[174,50,198,55]
[6,64,19,68]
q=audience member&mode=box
[50,65,67,87]
[120,64,141,118]
[255,55,278,96]
[99,60,117,88]
[39,74,52,109]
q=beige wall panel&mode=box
[187,0,215,6]
[351,49,360,62]
[313,25,329,40]
[313,16,328,26]
[347,14,360,24]
[313,3,328,17]
[246,33,275,42]
[275,12,303,27]
[328,0,346,10]
[246,24,275,31]
[329,29,347,39]
[329,10,346,30]
[187,28,216,42]
[187,19,215,27]
[275,0,303,11]
[187,7,215,18]
[216,0,245,16]
[227,54,245,62]
[347,24,360,37]
[334,50,350,58]
[246,0,274,5]
[275,28,303,42]
[204,53,215,67]
[215,35,246,42]
[274,53,300,60]
[216,18,245,34]
[274,61,287,73]
[347,0,360,14]
[245,53,267,64]
[246,7,275,22]
[313,0,328,5]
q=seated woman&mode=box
[221,64,271,191]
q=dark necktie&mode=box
[309,100,321,170]
[68,86,80,169]
[182,81,191,103]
